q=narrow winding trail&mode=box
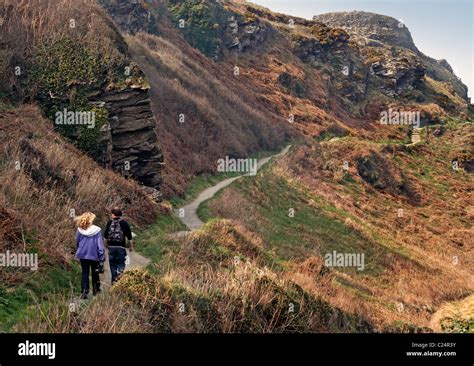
[75,248,150,303]
[95,145,291,292]
[100,249,151,290]
[177,145,291,231]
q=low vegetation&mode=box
[199,123,473,330]
[0,105,163,330]
[1,0,472,334]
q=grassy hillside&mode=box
[16,217,373,333]
[0,105,163,330]
[126,25,292,197]
[198,122,473,330]
[0,0,472,334]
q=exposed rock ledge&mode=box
[90,87,164,190]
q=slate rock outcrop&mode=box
[91,87,164,189]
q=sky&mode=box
[252,0,473,99]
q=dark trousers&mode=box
[108,247,127,284]
[80,259,100,295]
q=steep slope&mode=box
[1,0,472,334]
[149,2,473,331]
[315,11,469,103]
[99,1,471,197]
[101,0,293,197]
[0,0,164,190]
[199,122,473,330]
[0,104,165,330]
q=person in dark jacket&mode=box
[75,212,105,299]
[104,207,133,284]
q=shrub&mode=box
[440,317,473,333]
[277,72,307,98]
[167,0,231,58]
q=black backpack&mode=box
[109,219,124,243]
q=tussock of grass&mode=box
[15,290,153,333]
[430,295,474,333]
[110,265,372,333]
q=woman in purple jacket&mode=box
[75,212,105,299]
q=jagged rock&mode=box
[437,59,453,74]
[90,88,164,189]
[293,37,325,64]
[292,31,368,102]
[277,72,307,98]
[224,16,270,53]
[369,54,425,95]
[314,11,469,102]
[315,11,419,52]
[98,0,159,35]
[140,186,163,202]
[311,12,426,97]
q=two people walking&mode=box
[74,207,134,299]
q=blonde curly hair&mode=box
[75,212,96,230]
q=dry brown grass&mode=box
[0,105,161,283]
[201,130,473,331]
[15,290,153,333]
[38,220,368,334]
[125,23,292,197]
[0,0,127,100]
[280,139,473,329]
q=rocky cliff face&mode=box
[98,0,159,35]
[288,15,426,100]
[1,0,165,193]
[84,1,165,192]
[314,11,469,101]
[315,11,418,52]
[224,14,271,53]
[291,24,369,102]
[91,87,164,190]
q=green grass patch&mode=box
[200,168,396,276]
[167,0,231,58]
[196,198,213,223]
[0,264,81,332]
[171,171,241,207]
[135,214,187,270]
[171,145,291,207]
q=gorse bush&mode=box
[0,0,132,156]
[33,38,111,99]
[168,0,230,58]
[441,317,474,333]
[32,37,112,157]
